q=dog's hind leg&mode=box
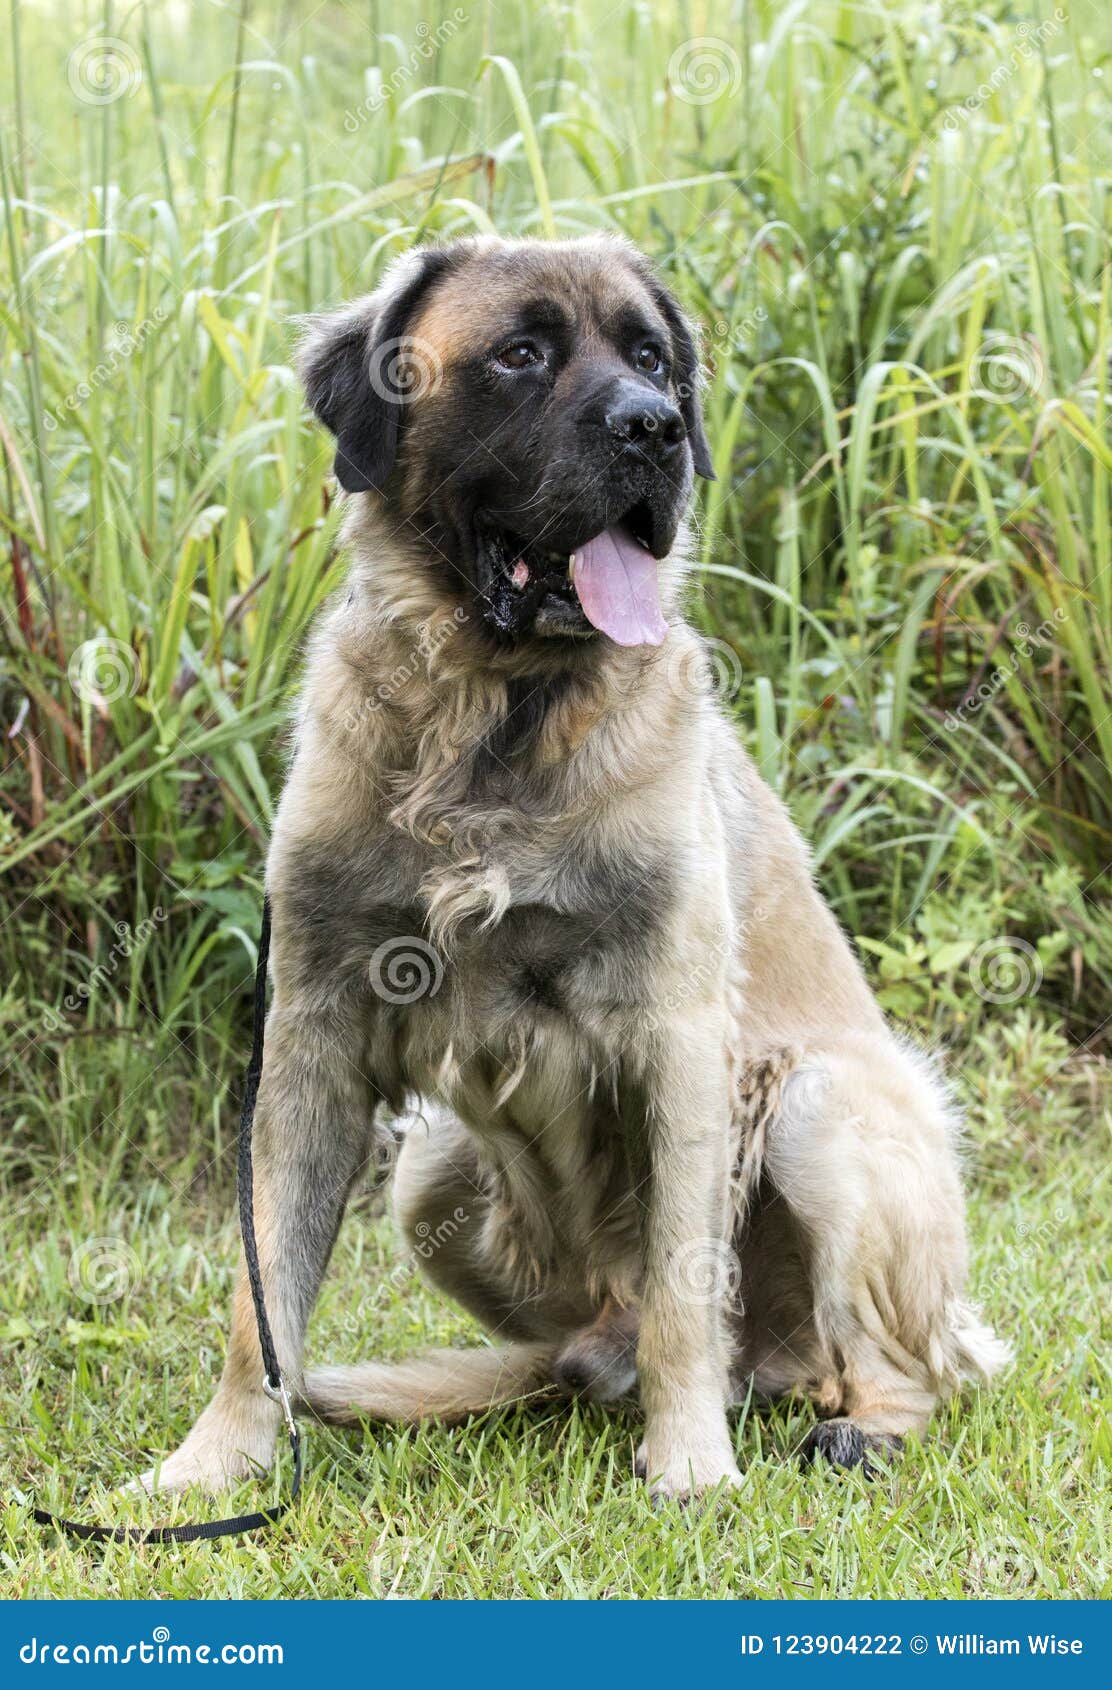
[741,1039,1009,1472]
[304,1105,644,1427]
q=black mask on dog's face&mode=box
[299,239,714,648]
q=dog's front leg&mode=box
[131,997,376,1497]
[634,1006,739,1501]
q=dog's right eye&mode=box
[495,341,543,371]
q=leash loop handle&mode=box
[31,896,303,1547]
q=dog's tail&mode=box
[295,1342,557,1426]
[948,1301,1013,1383]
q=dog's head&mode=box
[299,236,713,649]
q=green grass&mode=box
[1,0,1110,1599]
[4,1014,1109,1598]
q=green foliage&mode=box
[1,0,1109,1042]
[4,1037,1109,1597]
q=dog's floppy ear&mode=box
[298,246,456,493]
[643,278,716,482]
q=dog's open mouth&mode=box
[476,502,668,647]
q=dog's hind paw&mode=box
[801,1418,903,1476]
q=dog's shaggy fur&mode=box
[134,236,1007,1503]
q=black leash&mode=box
[32,895,303,1545]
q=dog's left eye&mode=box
[495,341,543,371]
[634,343,665,374]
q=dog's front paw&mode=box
[635,1426,741,1503]
[122,1401,278,1499]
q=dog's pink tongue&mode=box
[571,526,668,647]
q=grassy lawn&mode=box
[4,1013,1109,1598]
[1,0,1109,1601]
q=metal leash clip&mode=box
[263,1372,299,1442]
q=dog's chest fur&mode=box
[279,814,673,1292]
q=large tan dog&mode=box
[137,236,1007,1502]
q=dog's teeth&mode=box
[568,553,577,580]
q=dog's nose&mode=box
[604,390,684,455]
